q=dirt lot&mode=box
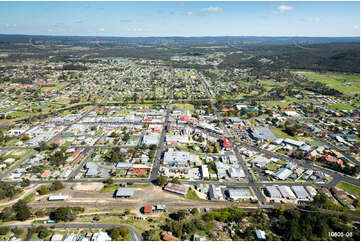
[72,182,104,192]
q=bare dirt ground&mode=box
[71,182,104,192]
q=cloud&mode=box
[5,23,16,28]
[353,25,359,30]
[201,6,223,12]
[119,19,133,23]
[187,11,193,16]
[272,5,293,14]
[0,23,17,28]
[314,17,321,23]
[99,28,105,32]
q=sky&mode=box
[0,1,359,37]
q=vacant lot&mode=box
[336,181,360,197]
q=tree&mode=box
[0,226,10,235]
[38,185,49,195]
[12,199,31,221]
[21,178,31,187]
[36,226,51,239]
[38,141,49,151]
[157,175,168,187]
[171,177,181,184]
[50,181,64,191]
[51,207,76,222]
[105,178,114,185]
[176,210,186,221]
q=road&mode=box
[150,70,173,181]
[0,223,143,241]
[199,72,266,204]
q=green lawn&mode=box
[329,103,356,110]
[100,185,118,193]
[296,71,360,95]
[264,162,281,172]
[186,189,204,201]
[336,181,360,197]
[270,128,294,139]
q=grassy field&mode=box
[328,103,356,110]
[296,71,360,95]
[100,185,118,193]
[186,189,204,201]
[336,181,360,197]
[270,128,294,139]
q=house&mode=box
[218,137,232,151]
[115,188,136,198]
[51,233,64,241]
[254,229,266,240]
[91,231,112,241]
[142,205,153,214]
[192,234,206,241]
[161,231,179,241]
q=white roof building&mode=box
[201,165,209,179]
[273,168,292,180]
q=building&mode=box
[201,165,209,179]
[227,167,245,178]
[227,188,252,200]
[277,186,296,199]
[161,231,179,241]
[91,231,112,241]
[163,151,190,166]
[284,139,306,148]
[48,194,69,201]
[273,168,292,180]
[291,186,310,199]
[142,134,159,146]
[208,184,222,200]
[305,186,317,197]
[250,156,271,168]
[51,233,64,241]
[264,186,282,198]
[254,229,266,240]
[142,205,153,214]
[249,127,277,141]
[115,188,136,198]
[164,183,188,195]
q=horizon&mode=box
[0,1,360,37]
[0,33,360,38]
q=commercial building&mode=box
[249,127,277,141]
[115,188,136,198]
[278,185,296,199]
[291,186,310,199]
[164,183,188,195]
[264,186,282,198]
[227,188,253,200]
[273,168,292,180]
